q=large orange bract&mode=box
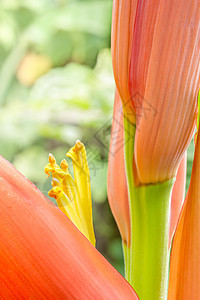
[0,155,138,300]
[112,0,200,184]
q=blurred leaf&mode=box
[0,49,115,178]
[90,160,108,203]
[29,63,93,105]
[0,102,38,160]
[29,49,114,115]
[50,1,112,37]
[0,11,18,51]
[13,146,47,184]
[107,239,124,275]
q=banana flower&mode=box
[0,155,138,299]
[111,1,199,298]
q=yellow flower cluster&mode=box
[45,140,95,246]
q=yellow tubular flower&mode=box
[66,140,96,246]
[45,140,96,247]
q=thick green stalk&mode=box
[130,182,174,300]
[123,115,174,300]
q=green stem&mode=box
[123,116,174,300]
[130,182,174,300]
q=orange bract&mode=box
[112,0,200,184]
[0,155,138,300]
[111,0,137,123]
[169,153,187,246]
[107,90,130,246]
[168,130,200,300]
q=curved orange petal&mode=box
[112,0,200,184]
[107,90,130,246]
[168,129,200,299]
[0,156,138,300]
[133,0,200,184]
[169,153,187,246]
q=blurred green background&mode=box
[0,0,195,276]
